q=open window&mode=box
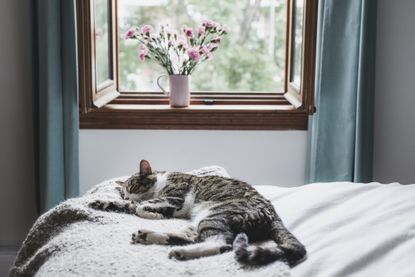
[285,0,317,114]
[77,0,318,129]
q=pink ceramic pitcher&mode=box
[157,75,190,107]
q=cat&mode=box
[89,160,306,266]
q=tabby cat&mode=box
[89,160,306,266]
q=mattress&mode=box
[257,181,415,277]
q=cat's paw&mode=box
[135,206,164,219]
[88,200,111,210]
[131,229,169,245]
[131,230,150,244]
[168,248,190,261]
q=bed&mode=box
[9,167,415,277]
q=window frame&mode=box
[77,0,318,130]
[285,0,317,114]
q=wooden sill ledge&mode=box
[80,104,308,130]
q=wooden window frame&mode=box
[285,0,317,114]
[77,0,318,130]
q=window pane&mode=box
[291,0,303,87]
[94,0,113,86]
[118,0,286,93]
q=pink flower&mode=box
[125,27,136,40]
[184,27,193,37]
[213,36,222,44]
[199,45,209,55]
[140,25,152,35]
[178,41,187,49]
[177,35,188,49]
[139,52,147,61]
[187,48,200,62]
[139,46,148,61]
[203,19,217,28]
[197,26,206,37]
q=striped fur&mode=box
[90,160,306,266]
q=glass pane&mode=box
[94,0,113,86]
[291,0,303,87]
[118,0,286,93]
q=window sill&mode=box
[80,103,308,130]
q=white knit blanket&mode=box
[10,167,290,277]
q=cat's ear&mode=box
[115,180,124,186]
[139,160,152,176]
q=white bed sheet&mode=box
[12,171,415,277]
[256,182,415,277]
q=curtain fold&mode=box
[34,0,79,213]
[306,0,377,183]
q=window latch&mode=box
[203,99,215,105]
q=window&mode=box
[118,0,286,93]
[77,0,317,129]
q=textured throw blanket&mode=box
[10,167,290,277]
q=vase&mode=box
[157,75,190,107]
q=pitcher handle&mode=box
[157,75,170,96]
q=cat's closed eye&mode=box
[115,181,126,199]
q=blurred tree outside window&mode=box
[95,0,113,86]
[117,0,287,93]
[292,0,303,87]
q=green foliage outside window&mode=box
[117,0,286,92]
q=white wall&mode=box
[80,130,307,193]
[0,0,37,246]
[373,0,415,184]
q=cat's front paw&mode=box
[131,229,168,245]
[88,200,111,211]
[135,206,164,219]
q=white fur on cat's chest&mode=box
[173,192,195,218]
[173,192,213,225]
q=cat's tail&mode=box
[233,224,306,266]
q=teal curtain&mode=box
[33,0,79,213]
[306,0,377,183]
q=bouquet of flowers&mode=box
[125,20,229,75]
